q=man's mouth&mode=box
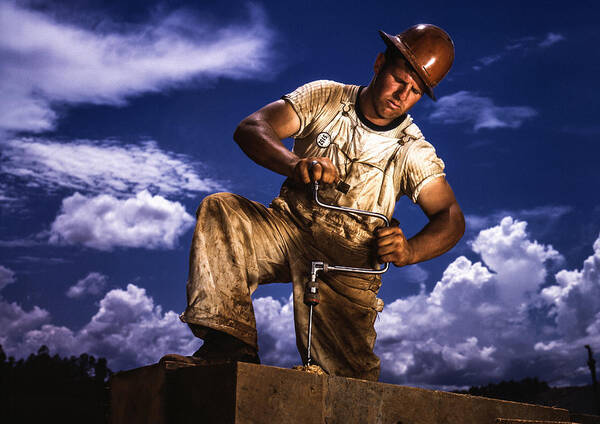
[387,100,402,110]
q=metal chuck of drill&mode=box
[303,179,391,366]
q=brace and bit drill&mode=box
[303,175,391,367]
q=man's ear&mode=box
[374,53,385,75]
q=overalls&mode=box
[181,81,442,380]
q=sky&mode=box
[0,0,599,390]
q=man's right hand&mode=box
[291,157,339,185]
[234,100,340,186]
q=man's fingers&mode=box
[376,226,404,238]
[309,162,323,182]
[375,225,410,265]
[298,162,311,184]
[302,158,338,184]
[378,253,395,263]
[376,235,396,248]
[321,163,337,184]
[377,244,397,256]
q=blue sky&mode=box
[1,0,599,390]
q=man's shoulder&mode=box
[402,115,424,140]
[399,117,443,164]
[299,79,349,90]
[394,114,429,146]
[396,116,444,164]
[285,79,358,100]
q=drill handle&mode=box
[304,279,320,306]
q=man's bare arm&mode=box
[233,100,338,184]
[376,177,465,267]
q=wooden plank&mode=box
[110,364,167,424]
[110,362,593,424]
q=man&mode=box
[162,24,465,381]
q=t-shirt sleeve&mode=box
[401,140,446,203]
[282,80,340,139]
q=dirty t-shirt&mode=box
[274,79,445,248]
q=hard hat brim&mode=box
[378,30,436,101]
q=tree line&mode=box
[0,344,111,423]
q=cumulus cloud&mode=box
[0,138,225,199]
[75,284,197,369]
[49,190,194,250]
[0,268,55,355]
[66,272,108,298]
[539,32,565,48]
[0,265,16,291]
[403,264,429,284]
[254,295,298,367]
[471,217,562,304]
[0,301,51,353]
[3,217,599,388]
[430,91,538,131]
[542,236,600,340]
[374,217,597,389]
[2,283,198,370]
[0,1,274,132]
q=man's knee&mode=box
[196,192,238,217]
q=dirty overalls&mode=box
[181,80,445,381]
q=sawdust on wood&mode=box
[292,364,327,375]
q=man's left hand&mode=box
[375,225,414,267]
[374,177,465,268]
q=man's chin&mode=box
[378,109,405,121]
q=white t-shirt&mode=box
[276,80,446,242]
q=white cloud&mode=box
[471,217,562,304]
[403,264,429,284]
[66,272,108,298]
[430,91,538,131]
[3,217,599,389]
[2,282,298,371]
[49,190,194,250]
[2,283,198,370]
[0,182,18,204]
[0,239,45,248]
[0,301,51,352]
[539,32,565,48]
[0,1,274,132]
[0,265,16,291]
[0,138,225,199]
[478,54,502,66]
[0,267,55,355]
[19,324,79,357]
[75,284,197,369]
[11,255,69,265]
[541,237,600,340]
[473,33,565,71]
[465,205,572,233]
[254,295,298,367]
[375,217,591,389]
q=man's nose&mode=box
[394,85,412,101]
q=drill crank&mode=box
[304,179,390,366]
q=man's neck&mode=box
[358,85,393,127]
[357,85,408,132]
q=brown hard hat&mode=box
[379,24,455,100]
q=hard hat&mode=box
[379,24,455,100]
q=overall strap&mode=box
[308,84,360,137]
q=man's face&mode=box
[369,53,425,121]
